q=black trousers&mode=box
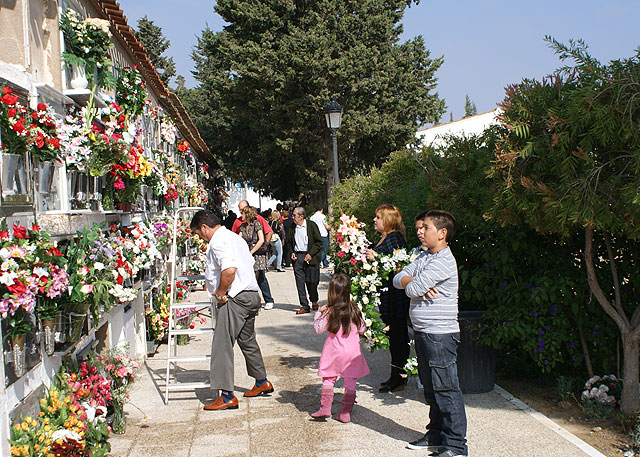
[293,253,319,309]
[384,314,410,379]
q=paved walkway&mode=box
[110,269,602,457]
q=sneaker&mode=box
[431,450,466,457]
[263,302,274,310]
[406,435,443,451]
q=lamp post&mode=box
[325,99,343,193]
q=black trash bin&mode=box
[457,310,496,394]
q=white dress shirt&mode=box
[294,220,309,252]
[205,226,259,298]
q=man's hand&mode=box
[304,253,311,262]
[291,252,297,261]
[424,287,439,299]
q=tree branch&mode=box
[602,232,624,317]
[584,226,629,332]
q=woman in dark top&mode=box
[366,204,411,392]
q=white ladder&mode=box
[163,207,214,404]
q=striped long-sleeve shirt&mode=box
[392,246,459,334]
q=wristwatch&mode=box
[214,292,228,302]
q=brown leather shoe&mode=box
[296,307,310,315]
[243,380,274,397]
[311,302,319,310]
[203,396,239,410]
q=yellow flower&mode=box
[21,422,29,431]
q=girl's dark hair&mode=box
[326,274,363,336]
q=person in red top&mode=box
[232,200,275,309]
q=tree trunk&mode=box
[621,332,640,414]
[584,226,640,414]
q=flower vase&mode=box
[70,62,88,89]
[11,334,27,378]
[1,153,28,196]
[111,400,126,434]
[65,311,88,343]
[114,201,132,212]
[37,160,56,195]
[41,319,56,355]
[146,340,156,356]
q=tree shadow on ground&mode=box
[276,384,420,443]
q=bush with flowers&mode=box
[580,374,622,419]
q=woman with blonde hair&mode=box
[267,210,284,272]
[366,204,410,392]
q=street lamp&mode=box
[325,99,343,190]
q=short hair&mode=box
[425,210,456,242]
[276,203,283,211]
[190,210,221,231]
[414,210,428,222]
[241,205,258,223]
[375,204,406,238]
[315,205,323,212]
[294,206,306,218]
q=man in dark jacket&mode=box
[287,207,323,314]
[281,205,295,267]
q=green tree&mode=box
[464,94,477,117]
[188,0,445,202]
[134,16,176,86]
[488,38,640,413]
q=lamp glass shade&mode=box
[324,100,343,130]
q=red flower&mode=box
[48,246,63,256]
[7,279,26,296]
[12,225,28,239]
[1,86,11,95]
[0,231,8,239]
[349,257,357,265]
[7,107,16,117]
[36,102,47,111]
[31,225,40,232]
[1,93,18,105]
[12,121,25,134]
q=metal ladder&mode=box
[163,207,214,404]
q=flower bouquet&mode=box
[115,66,146,119]
[99,344,140,434]
[580,374,622,419]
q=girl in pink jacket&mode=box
[311,274,370,422]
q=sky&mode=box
[118,0,639,122]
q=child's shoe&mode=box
[311,386,334,419]
[334,389,356,423]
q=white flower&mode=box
[51,429,82,443]
[0,270,17,286]
[33,267,49,277]
[94,262,105,271]
[0,248,10,260]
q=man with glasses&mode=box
[287,207,323,314]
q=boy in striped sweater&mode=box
[393,210,468,457]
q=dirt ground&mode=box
[498,378,630,457]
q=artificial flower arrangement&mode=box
[0,86,62,161]
[160,115,176,145]
[146,285,170,342]
[58,108,92,172]
[98,344,141,433]
[331,214,413,351]
[151,217,172,251]
[198,161,210,180]
[182,176,209,206]
[115,66,146,119]
[176,139,192,161]
[85,102,129,178]
[59,9,115,88]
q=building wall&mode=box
[417,110,499,148]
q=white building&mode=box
[417,109,499,148]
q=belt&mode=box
[294,250,307,254]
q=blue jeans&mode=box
[321,236,329,267]
[256,269,273,304]
[415,331,468,456]
[267,239,283,269]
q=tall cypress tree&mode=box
[188,0,445,201]
[134,16,176,86]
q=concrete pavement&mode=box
[109,269,604,457]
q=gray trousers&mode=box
[211,290,267,392]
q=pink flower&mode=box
[78,265,89,276]
[80,283,94,294]
[350,257,357,266]
[336,251,346,258]
[116,366,128,377]
[113,178,125,190]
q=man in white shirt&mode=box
[309,206,330,268]
[190,210,274,411]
